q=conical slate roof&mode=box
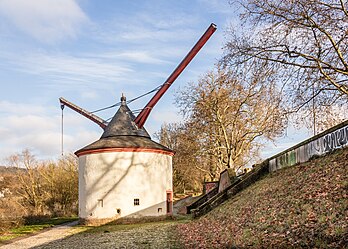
[75,96,173,156]
[101,98,150,138]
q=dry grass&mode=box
[177,147,348,248]
[3,148,346,248]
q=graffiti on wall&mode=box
[322,125,348,152]
[269,123,348,172]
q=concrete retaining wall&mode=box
[189,120,348,218]
[269,120,348,172]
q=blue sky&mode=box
[0,0,308,162]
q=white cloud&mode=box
[135,12,199,30]
[114,51,169,64]
[0,0,88,43]
[119,27,195,44]
[0,101,100,162]
[1,51,134,89]
[0,101,46,115]
[0,1,227,162]
[6,114,56,131]
[92,11,199,46]
[80,91,99,100]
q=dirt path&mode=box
[1,199,193,248]
[38,221,180,249]
[1,220,184,249]
[0,221,80,249]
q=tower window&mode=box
[97,199,103,208]
[134,198,140,206]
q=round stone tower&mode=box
[75,96,174,224]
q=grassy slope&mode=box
[177,147,348,248]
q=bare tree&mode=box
[176,64,286,179]
[156,123,205,192]
[40,154,78,216]
[8,149,45,215]
[7,150,78,216]
[224,0,348,131]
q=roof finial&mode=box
[121,93,126,105]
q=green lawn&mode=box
[0,217,78,244]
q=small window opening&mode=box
[158,208,162,213]
[97,199,103,208]
[134,198,140,206]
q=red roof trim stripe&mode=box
[76,147,175,157]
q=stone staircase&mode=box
[187,160,269,218]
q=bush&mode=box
[1,150,78,232]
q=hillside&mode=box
[177,147,348,248]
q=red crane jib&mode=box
[59,97,108,129]
[134,23,217,129]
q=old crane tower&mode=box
[60,23,216,224]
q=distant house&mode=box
[75,96,174,225]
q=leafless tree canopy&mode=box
[156,123,204,192]
[174,65,286,180]
[5,149,78,217]
[160,0,348,190]
[224,0,348,131]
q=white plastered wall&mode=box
[78,151,172,220]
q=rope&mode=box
[90,102,121,113]
[59,85,159,143]
[90,84,163,114]
[105,117,113,122]
[60,104,65,156]
[126,85,162,104]
[128,109,143,114]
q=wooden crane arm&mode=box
[59,97,108,129]
[134,23,217,129]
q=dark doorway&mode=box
[166,191,173,214]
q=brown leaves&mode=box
[176,147,348,248]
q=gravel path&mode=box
[0,221,80,249]
[1,221,183,249]
[1,200,191,248]
[38,222,181,249]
